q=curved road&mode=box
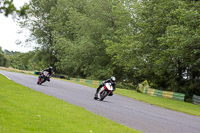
[1,70,200,133]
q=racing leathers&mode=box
[41,67,53,81]
[95,79,116,98]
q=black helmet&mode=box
[111,76,116,82]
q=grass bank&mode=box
[116,88,200,117]
[0,74,140,133]
[0,67,34,74]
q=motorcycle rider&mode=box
[94,76,116,99]
[37,66,53,84]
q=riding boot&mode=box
[108,91,113,96]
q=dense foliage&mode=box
[0,0,29,17]
[0,47,9,67]
[1,0,200,99]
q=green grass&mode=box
[65,80,200,117]
[115,89,200,117]
[0,74,140,133]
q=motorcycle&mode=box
[37,71,50,85]
[94,82,113,101]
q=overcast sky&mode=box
[0,0,35,53]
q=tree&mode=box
[0,0,29,17]
[0,47,9,67]
[18,0,200,97]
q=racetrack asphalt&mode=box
[1,70,200,133]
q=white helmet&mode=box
[111,76,116,82]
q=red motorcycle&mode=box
[37,71,50,85]
[94,83,113,101]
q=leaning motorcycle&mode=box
[94,83,113,101]
[37,71,50,85]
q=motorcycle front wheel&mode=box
[100,91,108,101]
[38,77,44,85]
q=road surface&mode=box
[0,70,200,133]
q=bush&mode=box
[116,82,136,90]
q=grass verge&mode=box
[0,74,140,133]
[116,89,200,117]
[0,67,34,75]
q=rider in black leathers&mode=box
[37,67,53,85]
[41,66,53,81]
[94,76,116,98]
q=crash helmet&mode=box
[49,66,53,70]
[111,76,116,82]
